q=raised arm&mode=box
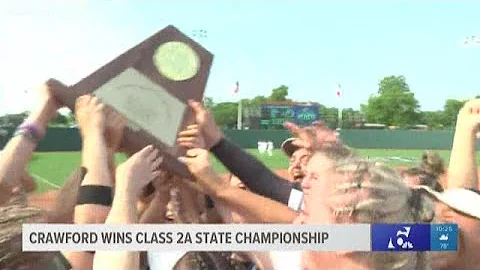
[448,99,480,189]
[93,145,163,270]
[179,148,297,224]
[179,100,294,204]
[62,95,112,269]
[0,80,62,204]
[210,138,294,204]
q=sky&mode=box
[0,0,479,116]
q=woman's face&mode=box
[301,153,336,224]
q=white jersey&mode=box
[258,141,267,154]
[269,251,302,270]
[288,188,304,211]
[266,141,274,156]
[147,251,187,270]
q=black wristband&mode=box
[205,195,215,209]
[209,137,226,153]
[77,185,113,206]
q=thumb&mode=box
[188,99,206,117]
[178,156,190,164]
[186,148,204,157]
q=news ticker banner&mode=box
[22,223,458,252]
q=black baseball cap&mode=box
[281,138,300,157]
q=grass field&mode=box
[27,149,480,193]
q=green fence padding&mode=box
[0,128,474,151]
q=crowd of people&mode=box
[0,79,480,270]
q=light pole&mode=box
[237,98,243,130]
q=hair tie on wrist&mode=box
[77,185,113,206]
[14,123,45,144]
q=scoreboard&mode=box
[260,104,320,128]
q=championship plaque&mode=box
[51,25,214,179]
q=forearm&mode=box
[211,138,292,204]
[448,122,478,188]
[75,133,112,224]
[0,106,50,203]
[48,167,86,223]
[0,136,36,199]
[81,133,111,186]
[93,193,139,270]
[107,193,138,224]
[214,185,297,224]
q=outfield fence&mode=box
[0,127,470,151]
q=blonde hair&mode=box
[0,198,55,269]
[317,154,433,270]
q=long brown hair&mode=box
[402,151,445,192]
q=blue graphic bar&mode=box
[371,223,458,252]
[430,224,458,251]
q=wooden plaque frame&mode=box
[52,25,214,179]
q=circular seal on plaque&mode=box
[153,41,200,81]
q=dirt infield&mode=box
[27,167,480,212]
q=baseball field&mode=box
[27,149,480,193]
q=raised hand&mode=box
[177,124,207,149]
[116,145,163,199]
[283,120,339,150]
[178,148,226,195]
[188,100,223,149]
[456,99,480,132]
[24,79,66,129]
[75,95,105,138]
[36,79,64,118]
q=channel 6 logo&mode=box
[371,224,430,251]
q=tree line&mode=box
[204,75,478,130]
[0,75,476,131]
